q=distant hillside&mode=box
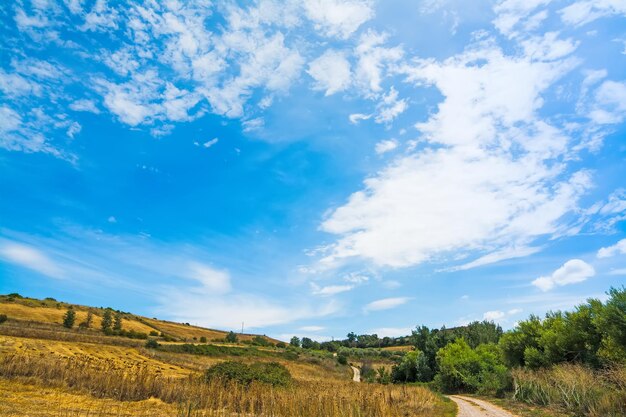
[0,293,280,345]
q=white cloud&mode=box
[354,30,403,95]
[0,240,64,279]
[107,216,117,223]
[187,262,231,295]
[560,0,626,27]
[69,99,100,114]
[374,87,408,124]
[201,138,219,148]
[304,0,374,39]
[508,308,523,315]
[311,282,354,296]
[597,239,626,258]
[349,113,372,124]
[364,297,411,312]
[375,139,398,154]
[483,310,505,321]
[308,50,352,95]
[318,40,589,269]
[608,268,626,276]
[493,0,551,37]
[588,80,626,125]
[532,259,595,291]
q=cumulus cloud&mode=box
[318,37,589,269]
[298,325,325,332]
[368,327,413,337]
[375,139,398,154]
[364,297,411,312]
[308,50,352,95]
[304,0,374,39]
[597,239,626,258]
[532,259,595,291]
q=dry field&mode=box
[0,297,455,417]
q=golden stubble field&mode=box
[0,298,455,417]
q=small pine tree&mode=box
[113,311,123,331]
[101,308,113,332]
[63,308,76,328]
[226,331,238,343]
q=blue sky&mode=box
[1,0,625,341]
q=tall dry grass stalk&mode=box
[512,363,626,417]
[0,353,442,417]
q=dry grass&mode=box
[0,303,154,334]
[382,345,415,352]
[0,352,448,417]
[512,363,626,417]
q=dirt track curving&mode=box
[449,395,519,417]
[350,366,361,382]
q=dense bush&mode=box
[205,361,292,387]
[145,339,160,349]
[435,340,510,396]
[391,350,432,383]
[500,287,626,369]
[0,314,7,324]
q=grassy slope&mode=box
[0,295,457,417]
[0,295,280,343]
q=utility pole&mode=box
[241,322,244,334]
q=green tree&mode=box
[101,308,113,332]
[290,336,301,347]
[225,331,238,343]
[63,308,76,328]
[301,337,314,349]
[391,350,433,383]
[199,336,207,343]
[113,311,123,331]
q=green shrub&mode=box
[436,339,510,395]
[205,361,292,387]
[337,352,348,365]
[145,339,160,349]
[225,331,238,343]
[199,336,207,343]
[0,314,7,324]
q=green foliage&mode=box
[289,336,300,347]
[0,314,7,324]
[62,308,76,328]
[225,331,238,343]
[113,311,123,331]
[435,339,509,395]
[251,335,271,346]
[301,337,314,349]
[377,366,391,384]
[499,287,626,369]
[204,361,292,387]
[337,352,348,365]
[101,308,113,332]
[145,339,160,349]
[391,350,433,383]
[276,341,286,349]
[199,336,207,343]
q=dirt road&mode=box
[350,366,360,382]
[449,396,518,417]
